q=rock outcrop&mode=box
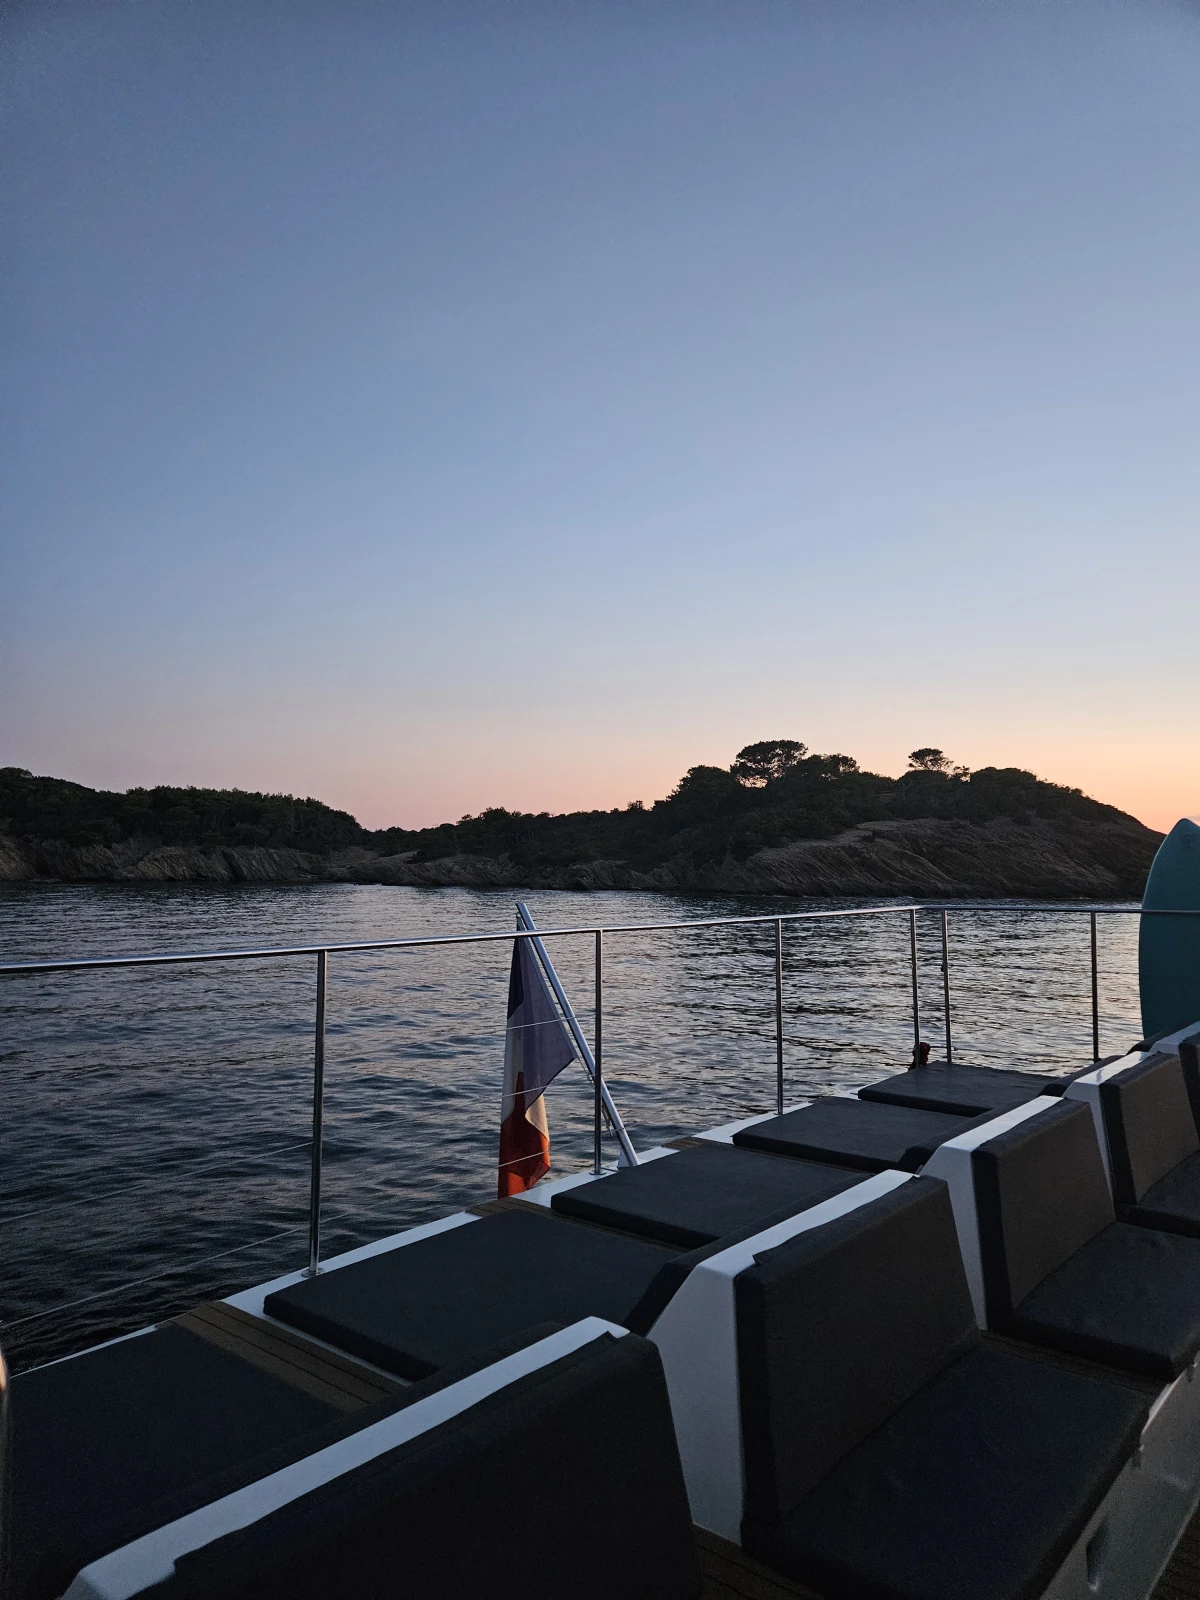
[0,814,1159,898]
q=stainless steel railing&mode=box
[2,900,1198,1285]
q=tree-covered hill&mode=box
[0,769,366,853]
[1,740,1149,876]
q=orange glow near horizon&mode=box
[325,738,1200,839]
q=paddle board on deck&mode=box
[1140,817,1200,1040]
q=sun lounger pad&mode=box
[550,1144,862,1248]
[264,1210,677,1379]
[733,1098,980,1172]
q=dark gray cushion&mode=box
[265,1210,676,1379]
[998,1220,1200,1380]
[1100,1052,1200,1206]
[735,1178,978,1524]
[744,1344,1148,1600]
[550,1144,862,1249]
[972,1101,1114,1321]
[1126,1150,1200,1237]
[733,1098,981,1172]
[148,1333,703,1600]
[1175,1031,1200,1139]
[9,1326,341,1600]
[858,1062,1059,1118]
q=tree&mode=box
[731,739,808,787]
[908,748,950,773]
[667,765,745,815]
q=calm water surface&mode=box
[0,883,1140,1369]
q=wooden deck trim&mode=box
[170,1301,400,1412]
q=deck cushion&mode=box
[1100,1052,1200,1206]
[9,1325,341,1600]
[148,1333,703,1600]
[550,1144,862,1248]
[1179,1032,1200,1136]
[858,1062,1062,1118]
[732,1097,981,1172]
[734,1178,978,1524]
[972,1100,1114,1321]
[996,1221,1200,1380]
[1127,1151,1200,1237]
[744,1343,1148,1600]
[264,1210,676,1379]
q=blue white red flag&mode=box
[498,938,576,1196]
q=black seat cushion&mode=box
[550,1144,862,1248]
[9,1325,342,1600]
[1179,1032,1200,1138]
[972,1100,1115,1321]
[264,1209,676,1379]
[997,1221,1200,1380]
[1127,1150,1200,1237]
[858,1062,1058,1118]
[1100,1052,1200,1207]
[149,1334,703,1600]
[744,1343,1148,1600]
[733,1098,981,1173]
[735,1178,979,1523]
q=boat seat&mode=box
[972,1099,1200,1379]
[731,1096,983,1172]
[1098,1050,1200,1238]
[62,1321,703,1600]
[9,1323,366,1600]
[858,1061,1079,1118]
[1180,1031,1200,1135]
[735,1179,1149,1600]
[549,1143,862,1247]
[264,1208,678,1378]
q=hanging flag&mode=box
[499,936,576,1196]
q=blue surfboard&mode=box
[1140,817,1200,1040]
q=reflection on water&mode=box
[0,882,1140,1369]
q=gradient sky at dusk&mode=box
[5,0,1199,832]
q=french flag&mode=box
[498,937,576,1196]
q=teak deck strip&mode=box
[170,1300,400,1412]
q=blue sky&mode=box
[4,0,1199,829]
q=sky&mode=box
[4,0,1199,833]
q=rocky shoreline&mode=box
[0,814,1160,899]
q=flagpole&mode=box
[516,902,639,1167]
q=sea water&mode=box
[0,882,1140,1369]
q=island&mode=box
[0,742,1161,899]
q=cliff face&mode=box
[0,814,1159,898]
[0,836,376,884]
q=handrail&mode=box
[3,900,1195,979]
[4,896,1196,1293]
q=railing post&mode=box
[941,910,953,1064]
[593,930,604,1175]
[909,908,921,1063]
[1090,911,1100,1062]
[0,1338,9,1600]
[307,949,327,1276]
[774,919,785,1116]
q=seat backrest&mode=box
[972,1100,1114,1321]
[1179,1033,1200,1140]
[1100,1051,1200,1205]
[73,1327,702,1600]
[734,1177,977,1528]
